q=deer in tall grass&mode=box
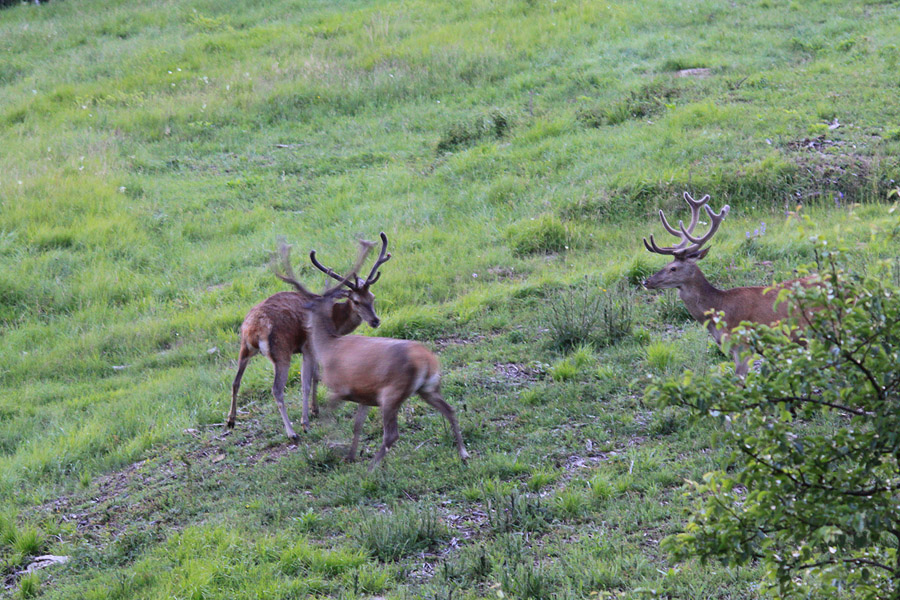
[227,234,391,440]
[277,237,469,469]
[642,192,817,377]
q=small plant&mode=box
[293,508,321,532]
[588,473,614,504]
[13,527,44,557]
[486,491,554,533]
[354,506,449,562]
[500,561,559,600]
[304,445,342,473]
[744,221,767,240]
[347,565,393,594]
[18,572,40,599]
[654,290,692,324]
[549,358,577,382]
[646,340,678,372]
[553,488,587,519]
[527,468,560,492]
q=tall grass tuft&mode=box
[545,279,635,350]
[354,506,449,562]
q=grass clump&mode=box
[436,109,510,154]
[646,341,680,372]
[526,468,560,492]
[577,80,681,128]
[486,491,554,534]
[17,572,40,599]
[506,214,568,256]
[354,506,449,562]
[545,279,635,350]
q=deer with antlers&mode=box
[276,236,469,469]
[227,234,391,441]
[642,192,817,378]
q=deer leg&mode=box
[370,397,401,470]
[310,359,320,417]
[300,350,315,431]
[419,387,470,463]
[732,345,750,379]
[272,358,300,442]
[228,344,255,429]
[346,404,371,462]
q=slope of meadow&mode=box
[1,0,899,597]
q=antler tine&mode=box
[312,239,376,299]
[365,232,392,286]
[680,191,711,235]
[657,209,683,237]
[310,249,354,288]
[677,204,730,253]
[272,241,316,298]
[643,234,684,256]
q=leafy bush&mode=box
[650,245,900,599]
[544,279,635,350]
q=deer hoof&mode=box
[225,420,235,430]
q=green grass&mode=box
[1,0,899,597]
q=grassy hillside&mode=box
[1,0,899,597]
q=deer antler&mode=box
[272,241,317,298]
[364,232,391,286]
[643,192,729,257]
[309,239,376,298]
[310,233,391,290]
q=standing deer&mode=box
[642,192,816,377]
[277,238,469,469]
[227,234,391,441]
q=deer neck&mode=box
[677,270,725,323]
[305,304,341,360]
[331,301,362,335]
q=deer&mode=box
[226,234,391,441]
[642,192,818,378]
[276,237,469,470]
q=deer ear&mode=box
[685,247,711,261]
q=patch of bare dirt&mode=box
[492,363,543,385]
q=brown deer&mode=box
[226,234,391,441]
[642,192,817,377]
[277,239,469,469]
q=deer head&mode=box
[308,232,391,328]
[642,192,729,290]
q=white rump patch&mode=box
[420,372,440,394]
[258,339,270,357]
